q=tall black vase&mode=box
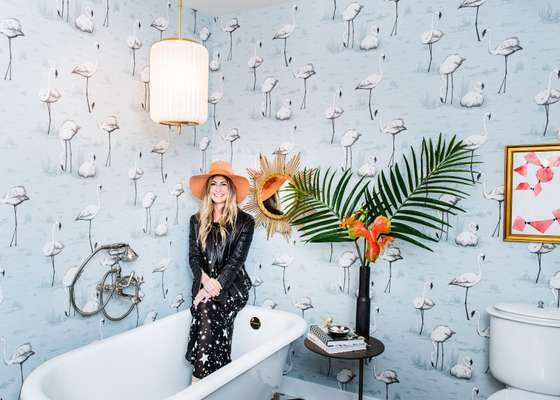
[355,265,370,338]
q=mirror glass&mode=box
[244,153,302,239]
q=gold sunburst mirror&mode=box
[245,153,302,239]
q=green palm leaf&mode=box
[287,134,478,251]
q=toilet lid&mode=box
[488,388,559,400]
[488,303,560,327]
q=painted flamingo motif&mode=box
[388,0,400,36]
[294,296,313,318]
[261,76,279,118]
[470,308,490,372]
[439,54,466,104]
[338,251,358,294]
[170,294,184,312]
[38,65,61,135]
[42,222,64,287]
[72,41,99,113]
[152,128,170,183]
[248,41,263,91]
[209,75,224,130]
[151,1,170,40]
[373,359,399,400]
[455,222,479,247]
[155,217,169,237]
[199,136,211,172]
[360,26,380,51]
[376,109,406,167]
[276,99,292,121]
[356,54,385,120]
[342,2,363,48]
[0,18,24,81]
[272,255,293,294]
[78,153,96,178]
[153,241,171,299]
[75,184,102,252]
[437,194,461,241]
[357,156,378,178]
[274,125,298,158]
[528,242,556,283]
[449,253,485,320]
[430,325,455,370]
[459,0,486,41]
[209,51,221,72]
[2,186,29,247]
[170,182,184,225]
[484,29,522,94]
[59,120,80,173]
[128,152,144,206]
[421,11,444,72]
[325,89,344,144]
[143,192,157,234]
[273,5,298,67]
[75,6,94,33]
[450,356,473,379]
[221,18,240,61]
[199,26,211,47]
[1,336,35,400]
[461,81,485,108]
[382,245,403,293]
[336,368,355,390]
[293,63,316,110]
[534,69,560,136]
[57,0,70,22]
[413,281,435,335]
[479,173,504,237]
[63,266,79,317]
[463,113,492,183]
[99,115,119,167]
[341,129,361,170]
[127,19,142,76]
[191,8,198,34]
[102,0,110,27]
[222,128,240,165]
[251,273,263,305]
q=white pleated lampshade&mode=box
[149,38,209,126]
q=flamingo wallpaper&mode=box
[1,0,560,400]
[199,0,560,399]
[0,1,213,399]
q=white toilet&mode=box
[487,303,560,399]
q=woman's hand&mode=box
[200,271,222,297]
[193,288,211,307]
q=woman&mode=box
[186,161,255,383]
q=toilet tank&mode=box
[487,303,560,396]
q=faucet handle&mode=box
[537,300,544,309]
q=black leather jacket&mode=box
[189,210,254,303]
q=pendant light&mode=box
[149,0,209,126]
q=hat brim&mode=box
[189,173,250,203]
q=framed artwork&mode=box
[504,144,560,243]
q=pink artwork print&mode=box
[511,150,560,236]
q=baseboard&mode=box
[278,376,380,400]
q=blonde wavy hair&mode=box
[198,175,238,251]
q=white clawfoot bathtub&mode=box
[22,305,307,400]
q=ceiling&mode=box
[187,0,293,16]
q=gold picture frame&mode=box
[504,143,560,243]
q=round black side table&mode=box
[304,336,385,400]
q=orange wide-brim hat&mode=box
[189,161,250,203]
[261,175,287,201]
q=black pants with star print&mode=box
[186,291,248,379]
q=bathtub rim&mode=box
[21,305,307,400]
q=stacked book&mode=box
[307,325,366,354]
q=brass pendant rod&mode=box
[178,0,183,39]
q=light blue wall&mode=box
[204,1,560,399]
[0,1,211,398]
